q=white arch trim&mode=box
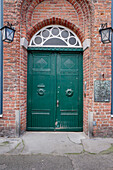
[29,25,82,48]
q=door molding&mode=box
[27,48,83,131]
[28,47,83,52]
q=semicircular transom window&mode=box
[29,25,82,47]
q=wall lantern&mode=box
[0,22,15,43]
[99,23,113,44]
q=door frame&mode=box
[28,47,83,52]
[27,47,83,131]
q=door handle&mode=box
[57,100,59,107]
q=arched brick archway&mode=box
[18,0,94,39]
[1,0,99,137]
[18,0,94,135]
[27,17,84,43]
[19,0,94,17]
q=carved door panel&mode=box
[27,51,56,130]
[56,52,83,131]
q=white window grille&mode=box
[29,25,82,48]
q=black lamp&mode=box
[0,22,15,43]
[99,23,112,44]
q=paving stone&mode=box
[82,138,112,154]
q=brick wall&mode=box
[0,0,113,137]
[91,0,113,137]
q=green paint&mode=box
[28,47,83,52]
[27,51,56,130]
[27,49,83,131]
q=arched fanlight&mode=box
[29,25,82,47]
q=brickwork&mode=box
[91,0,113,137]
[0,0,113,137]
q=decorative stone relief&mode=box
[94,80,110,102]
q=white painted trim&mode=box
[20,37,28,49]
[83,39,90,51]
[111,115,113,118]
[0,114,3,118]
[28,45,83,48]
[29,25,82,48]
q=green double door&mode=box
[27,49,83,131]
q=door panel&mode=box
[56,52,80,130]
[27,50,83,131]
[27,51,56,130]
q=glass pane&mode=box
[48,27,52,30]
[101,30,109,41]
[69,37,76,45]
[52,28,59,36]
[34,37,42,44]
[36,32,41,36]
[31,41,35,45]
[61,30,69,38]
[76,41,80,46]
[7,28,14,41]
[59,27,64,30]
[70,32,74,36]
[44,38,67,46]
[1,29,6,40]
[110,29,112,41]
[29,25,81,47]
[42,30,49,38]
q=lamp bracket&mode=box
[4,22,13,28]
[101,23,107,29]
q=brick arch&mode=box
[19,0,94,41]
[19,0,94,23]
[26,0,84,28]
[18,0,94,42]
[19,0,94,15]
[26,17,84,44]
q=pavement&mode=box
[0,132,113,170]
[0,132,113,155]
[1,153,113,170]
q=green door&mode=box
[27,49,83,131]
